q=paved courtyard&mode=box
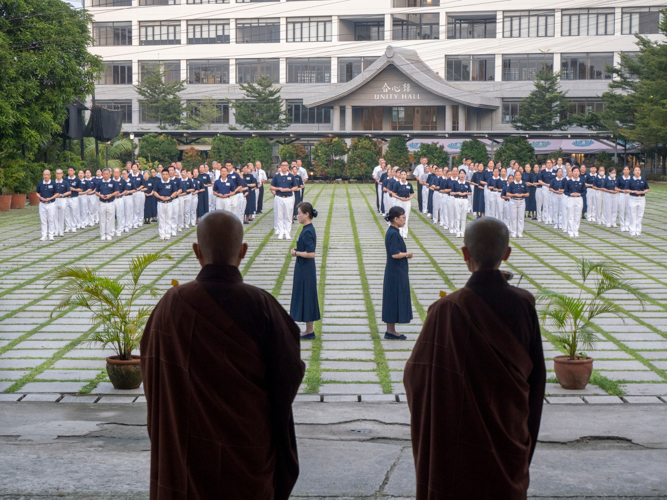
[0,183,666,402]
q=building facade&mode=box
[88,0,666,133]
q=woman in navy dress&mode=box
[141,171,157,224]
[525,163,537,218]
[382,206,413,340]
[470,164,485,217]
[243,165,257,223]
[192,168,207,221]
[292,165,303,220]
[290,202,320,340]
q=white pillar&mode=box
[331,56,338,83]
[554,9,561,37]
[385,14,392,41]
[229,19,236,44]
[495,54,503,82]
[280,17,287,43]
[332,15,339,42]
[439,11,447,40]
[280,57,287,84]
[445,105,452,131]
[229,58,236,84]
[496,11,503,38]
[333,105,341,131]
[181,59,187,83]
[553,53,561,75]
[458,105,466,132]
[614,7,622,35]
[180,20,187,44]
[345,105,352,131]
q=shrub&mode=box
[384,136,411,168]
[182,147,202,170]
[311,137,348,178]
[416,142,450,169]
[456,139,489,165]
[494,136,535,167]
[210,135,241,166]
[241,137,273,169]
[138,134,180,165]
[346,137,382,179]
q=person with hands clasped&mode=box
[507,170,530,238]
[391,170,415,239]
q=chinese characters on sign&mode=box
[375,81,421,100]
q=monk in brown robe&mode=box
[141,211,305,500]
[404,217,546,500]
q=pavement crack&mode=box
[375,445,409,497]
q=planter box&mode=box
[0,195,11,211]
[28,191,40,206]
[10,194,26,209]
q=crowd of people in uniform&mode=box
[35,160,270,242]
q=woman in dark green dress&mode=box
[290,202,320,340]
[382,206,413,340]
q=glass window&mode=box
[447,17,496,39]
[187,0,227,3]
[561,53,613,80]
[237,0,278,3]
[560,98,606,121]
[140,61,181,83]
[622,7,661,35]
[187,101,229,124]
[337,57,378,82]
[187,20,230,44]
[502,54,553,81]
[446,55,495,81]
[287,58,331,83]
[287,17,332,42]
[139,22,181,45]
[139,103,159,124]
[561,9,614,36]
[503,10,554,38]
[187,60,229,84]
[393,13,439,40]
[354,21,385,41]
[139,0,179,4]
[236,58,280,83]
[87,0,131,7]
[96,100,132,123]
[93,22,132,46]
[96,61,133,85]
[236,18,280,43]
[502,101,521,124]
[392,0,440,6]
[286,100,332,124]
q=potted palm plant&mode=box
[538,259,646,390]
[50,253,172,390]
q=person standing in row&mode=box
[486,167,501,219]
[197,164,211,219]
[382,206,412,340]
[96,168,119,241]
[602,167,619,228]
[36,169,57,241]
[579,164,588,219]
[296,159,308,202]
[628,166,650,237]
[130,163,144,228]
[255,161,267,213]
[451,169,472,238]
[142,171,157,225]
[507,171,529,238]
[121,169,134,234]
[616,166,632,232]
[84,170,97,227]
[243,164,257,224]
[412,157,427,213]
[52,169,69,237]
[525,164,538,219]
[290,202,320,340]
[213,166,235,213]
[497,168,509,227]
[183,168,196,229]
[419,165,431,215]
[564,166,585,238]
[154,169,177,241]
[500,174,514,230]
[470,163,485,218]
[549,168,566,230]
[594,166,607,226]
[382,166,395,216]
[167,167,181,234]
[110,168,125,237]
[585,165,598,222]
[391,170,415,239]
[538,161,554,225]
[64,166,81,232]
[271,161,299,240]
[445,167,459,235]
[191,168,203,224]
[372,158,386,213]
[291,164,304,222]
[207,163,218,213]
[76,170,89,228]
[429,167,443,227]
[226,161,243,219]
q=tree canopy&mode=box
[384,137,411,168]
[134,64,186,129]
[513,62,572,131]
[229,75,290,130]
[457,139,489,165]
[416,142,449,169]
[138,134,180,165]
[347,137,382,179]
[494,136,535,167]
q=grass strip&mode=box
[346,185,392,394]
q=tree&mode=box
[416,142,450,169]
[311,138,348,178]
[513,63,572,131]
[0,0,103,157]
[229,75,290,130]
[85,136,134,171]
[185,99,222,130]
[134,64,186,129]
[210,135,241,165]
[457,139,489,165]
[279,143,309,165]
[138,134,180,165]
[241,137,273,168]
[182,147,202,170]
[346,137,382,179]
[494,136,535,167]
[384,136,411,168]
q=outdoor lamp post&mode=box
[130,133,134,163]
[106,141,110,169]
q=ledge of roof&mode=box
[303,46,499,109]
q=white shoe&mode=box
[40,236,47,241]
[72,228,76,233]
[511,233,517,238]
[613,224,617,228]
[101,236,105,241]
[172,232,177,237]
[49,236,54,241]
[107,236,112,241]
[116,232,122,237]
[275,230,280,235]
[64,229,70,233]
[166,236,171,240]
[518,234,523,238]
[124,228,129,233]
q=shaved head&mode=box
[194,212,247,266]
[463,218,510,270]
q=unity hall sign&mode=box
[375,82,422,101]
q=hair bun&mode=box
[312,209,318,218]
[384,214,391,222]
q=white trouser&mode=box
[39,202,56,238]
[99,201,115,239]
[78,194,89,227]
[468,188,473,212]
[215,196,232,213]
[274,195,295,236]
[497,198,505,227]
[618,193,629,231]
[177,196,185,229]
[54,198,66,235]
[604,192,618,227]
[551,193,565,229]
[208,186,215,212]
[190,193,197,222]
[562,193,569,232]
[535,187,543,221]
[65,197,80,231]
[238,195,247,220]
[567,197,583,237]
[596,190,605,224]
[432,193,441,225]
[510,199,526,237]
[157,201,174,238]
[447,195,457,234]
[124,196,134,230]
[627,196,646,236]
[376,184,382,210]
[92,195,100,223]
[488,191,500,219]
[502,200,510,229]
[383,191,391,215]
[441,194,449,227]
[454,197,468,234]
[484,186,490,215]
[170,197,179,234]
[183,194,193,227]
[115,196,125,235]
[133,191,144,225]
[586,188,597,220]
[541,186,551,223]
[421,186,429,213]
[395,199,411,238]
[229,193,241,221]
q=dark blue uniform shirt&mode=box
[97,179,119,202]
[36,180,56,202]
[550,178,567,192]
[66,176,81,197]
[155,179,175,201]
[451,180,472,195]
[508,181,528,196]
[394,181,414,199]
[629,177,649,196]
[616,175,632,191]
[565,178,586,196]
[271,173,298,197]
[54,179,70,196]
[213,178,235,196]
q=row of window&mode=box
[96,99,332,125]
[502,98,606,123]
[96,52,621,86]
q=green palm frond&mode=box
[130,253,172,286]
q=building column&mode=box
[554,9,561,37]
[280,57,287,84]
[496,11,503,38]
[280,17,287,43]
[345,105,353,131]
[229,19,236,44]
[181,59,187,83]
[229,58,236,85]
[445,105,452,131]
[333,105,341,131]
[332,15,339,42]
[614,7,622,35]
[439,11,447,40]
[458,105,466,132]
[384,14,392,41]
[495,53,503,82]
[229,106,237,126]
[331,57,338,84]
[180,20,187,45]
[553,53,561,75]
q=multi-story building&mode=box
[88,0,665,134]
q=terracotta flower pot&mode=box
[553,355,594,390]
[0,195,11,211]
[10,194,26,209]
[28,191,40,206]
[106,355,142,390]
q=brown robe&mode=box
[404,270,546,500]
[141,264,305,500]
